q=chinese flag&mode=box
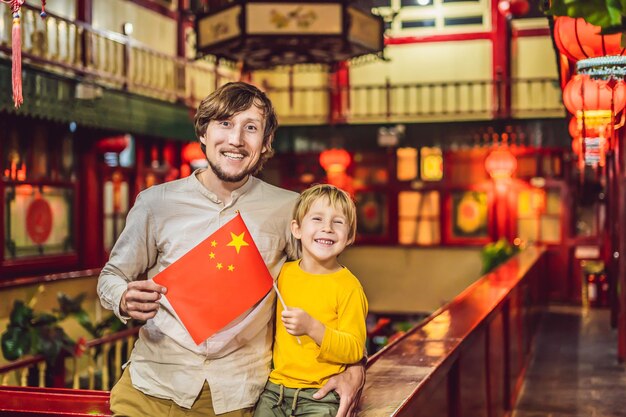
[153,212,273,344]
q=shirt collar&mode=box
[190,168,256,205]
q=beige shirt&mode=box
[97,170,298,412]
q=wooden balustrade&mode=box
[0,327,138,390]
[0,5,561,124]
[359,245,547,417]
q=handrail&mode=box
[360,245,547,417]
[0,268,102,290]
[0,326,139,389]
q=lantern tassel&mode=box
[11,12,23,108]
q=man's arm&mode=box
[97,193,162,322]
[313,362,366,417]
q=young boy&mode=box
[254,184,368,417]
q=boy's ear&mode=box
[290,219,302,239]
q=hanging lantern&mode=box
[96,136,129,154]
[568,117,579,139]
[182,142,206,163]
[319,149,351,174]
[485,148,517,180]
[562,75,626,115]
[497,0,529,18]
[554,16,625,62]
[571,137,582,156]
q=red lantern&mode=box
[554,16,625,62]
[319,149,351,174]
[563,75,626,115]
[497,0,529,18]
[96,136,129,154]
[485,148,517,180]
[509,0,529,17]
[571,137,582,155]
[568,117,579,138]
[182,142,206,162]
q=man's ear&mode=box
[290,219,302,239]
[261,136,271,155]
[199,133,207,146]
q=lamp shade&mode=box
[182,142,206,163]
[563,75,626,115]
[319,149,351,173]
[554,16,625,62]
[485,148,517,180]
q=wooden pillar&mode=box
[491,1,511,119]
[77,131,103,269]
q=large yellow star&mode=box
[227,232,249,254]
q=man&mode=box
[97,82,365,417]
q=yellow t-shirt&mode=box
[269,260,368,388]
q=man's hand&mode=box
[120,281,167,321]
[313,362,365,417]
[281,307,325,344]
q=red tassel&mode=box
[12,13,23,108]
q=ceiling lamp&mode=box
[194,1,384,69]
[485,148,517,180]
[553,16,625,62]
[319,148,351,174]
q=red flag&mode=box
[153,212,273,344]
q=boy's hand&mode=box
[282,308,325,344]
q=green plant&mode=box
[547,0,626,37]
[481,238,520,274]
[1,292,125,364]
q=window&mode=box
[398,190,440,245]
[447,190,489,242]
[517,187,561,244]
[2,121,77,262]
[5,185,74,259]
[374,0,491,36]
[103,171,130,253]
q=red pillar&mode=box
[491,1,511,119]
[328,61,350,124]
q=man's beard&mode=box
[207,158,260,183]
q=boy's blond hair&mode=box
[293,184,357,243]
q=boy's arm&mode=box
[280,285,368,364]
[317,286,368,364]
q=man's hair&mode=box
[293,184,357,244]
[193,82,278,174]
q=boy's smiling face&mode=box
[291,196,353,274]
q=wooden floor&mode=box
[513,305,626,417]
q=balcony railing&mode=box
[0,327,138,390]
[0,5,565,124]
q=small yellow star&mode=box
[216,263,223,270]
[209,252,215,259]
[227,232,249,254]
[228,265,235,272]
[211,240,218,247]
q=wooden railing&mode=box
[0,5,563,124]
[359,245,547,417]
[0,327,138,390]
[0,4,236,105]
